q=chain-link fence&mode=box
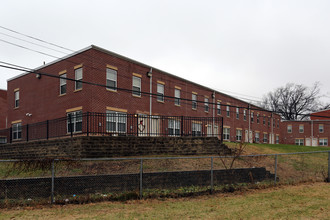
[0,150,329,206]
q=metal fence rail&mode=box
[0,150,329,205]
[0,112,224,143]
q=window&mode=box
[205,98,209,112]
[257,113,259,124]
[223,127,230,140]
[157,83,164,102]
[12,123,22,140]
[319,124,324,133]
[175,89,180,106]
[263,116,265,125]
[295,139,304,146]
[67,110,82,133]
[60,73,67,95]
[236,107,239,119]
[243,110,247,120]
[217,101,221,114]
[14,90,19,108]
[276,135,279,144]
[0,137,7,144]
[251,112,254,123]
[132,76,141,96]
[192,122,202,136]
[319,138,328,146]
[75,68,83,90]
[299,125,304,133]
[226,106,230,117]
[192,93,197,109]
[236,129,242,141]
[168,119,180,136]
[263,133,268,143]
[255,132,260,143]
[287,125,292,133]
[277,119,280,128]
[106,68,117,91]
[268,118,270,127]
[106,111,127,133]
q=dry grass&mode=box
[0,182,329,219]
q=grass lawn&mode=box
[0,182,329,219]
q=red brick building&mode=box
[0,89,7,129]
[6,45,281,143]
[280,110,330,146]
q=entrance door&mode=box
[207,125,212,137]
[138,114,148,136]
[312,138,318,146]
[249,131,253,143]
[305,138,311,146]
[245,130,249,143]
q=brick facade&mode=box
[6,45,281,144]
[0,89,7,129]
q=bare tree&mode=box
[262,82,322,120]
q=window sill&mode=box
[106,88,117,93]
[14,107,19,110]
[74,89,82,93]
[175,104,181,107]
[132,94,142,98]
[192,108,197,111]
[157,100,165,103]
[59,93,66,97]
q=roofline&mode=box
[6,44,276,115]
[310,108,330,115]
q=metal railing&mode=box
[0,112,224,143]
[0,151,329,205]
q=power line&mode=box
[2,62,329,120]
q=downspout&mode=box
[148,68,153,115]
[212,91,215,136]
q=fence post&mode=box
[9,127,12,143]
[140,159,143,199]
[181,116,184,136]
[26,124,29,142]
[274,154,278,184]
[211,157,214,193]
[46,120,49,140]
[51,160,55,204]
[86,112,89,137]
[69,114,73,138]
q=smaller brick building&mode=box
[0,89,7,129]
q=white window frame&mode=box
[106,110,127,133]
[67,110,83,133]
[217,101,221,115]
[287,125,292,133]
[60,73,67,95]
[192,93,197,109]
[319,138,328,146]
[14,90,19,108]
[276,135,279,144]
[243,110,247,120]
[168,119,180,136]
[75,68,83,90]
[106,68,117,91]
[132,76,141,96]
[257,113,260,124]
[299,125,304,133]
[12,123,22,140]
[157,83,165,102]
[175,89,180,106]
[226,106,230,117]
[223,127,230,141]
[192,122,202,136]
[263,133,268,143]
[319,124,324,133]
[236,107,239,119]
[236,129,242,141]
[251,112,254,123]
[205,98,209,112]
[295,139,304,146]
[255,132,260,143]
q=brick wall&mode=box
[0,90,7,129]
[0,167,275,199]
[0,136,231,159]
[7,46,281,143]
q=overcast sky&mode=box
[1,0,330,105]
